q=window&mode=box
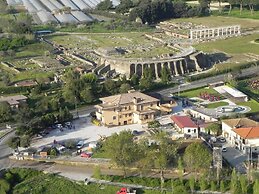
[125,107,127,110]
[113,116,116,120]
[150,103,153,107]
[188,129,190,133]
[128,106,131,110]
[119,115,122,118]
[144,115,148,119]
[125,114,128,117]
[194,129,196,133]
[129,113,132,116]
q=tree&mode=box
[161,66,171,84]
[211,181,217,191]
[0,179,10,194]
[254,179,259,194]
[139,67,154,90]
[82,73,97,84]
[183,143,212,180]
[240,175,248,194]
[177,157,184,181]
[2,74,10,86]
[119,83,131,93]
[231,169,239,193]
[102,131,138,177]
[0,101,12,122]
[104,79,118,95]
[147,134,177,190]
[58,107,73,123]
[63,70,81,103]
[80,87,94,103]
[7,136,20,149]
[205,123,221,135]
[220,180,225,193]
[199,175,207,191]
[20,135,30,148]
[189,175,195,193]
[130,74,140,86]
[96,0,113,10]
[173,184,188,194]
[116,0,133,14]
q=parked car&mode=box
[218,137,226,143]
[222,146,227,152]
[132,130,139,136]
[80,152,92,158]
[76,140,84,149]
[210,136,217,143]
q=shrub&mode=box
[210,181,217,191]
[199,176,207,191]
[148,120,161,128]
[93,166,101,179]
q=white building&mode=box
[214,85,248,102]
[222,118,259,154]
[171,115,198,138]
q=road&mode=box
[0,130,15,170]
[158,66,259,96]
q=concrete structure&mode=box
[190,25,241,40]
[184,108,218,122]
[222,118,259,154]
[214,85,248,102]
[95,91,160,126]
[157,21,241,41]
[98,47,209,79]
[0,95,27,108]
[171,115,198,138]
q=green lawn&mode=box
[179,87,220,98]
[206,101,229,109]
[237,99,259,114]
[195,34,259,55]
[171,15,259,30]
[214,9,259,20]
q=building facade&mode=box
[95,91,160,126]
[171,115,198,138]
[222,118,259,154]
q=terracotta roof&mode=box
[171,115,197,128]
[223,118,258,128]
[99,91,159,108]
[233,127,259,139]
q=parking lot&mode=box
[30,116,146,150]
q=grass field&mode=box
[195,34,259,55]
[48,32,176,58]
[171,15,259,30]
[179,87,220,98]
[237,99,259,113]
[214,9,259,20]
[206,101,229,108]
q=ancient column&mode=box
[173,61,179,76]
[179,60,184,74]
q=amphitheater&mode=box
[94,46,210,79]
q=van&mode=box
[76,140,84,149]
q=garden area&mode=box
[179,87,220,98]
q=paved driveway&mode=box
[31,116,146,149]
[222,145,247,174]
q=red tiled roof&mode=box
[171,115,197,128]
[233,127,259,139]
